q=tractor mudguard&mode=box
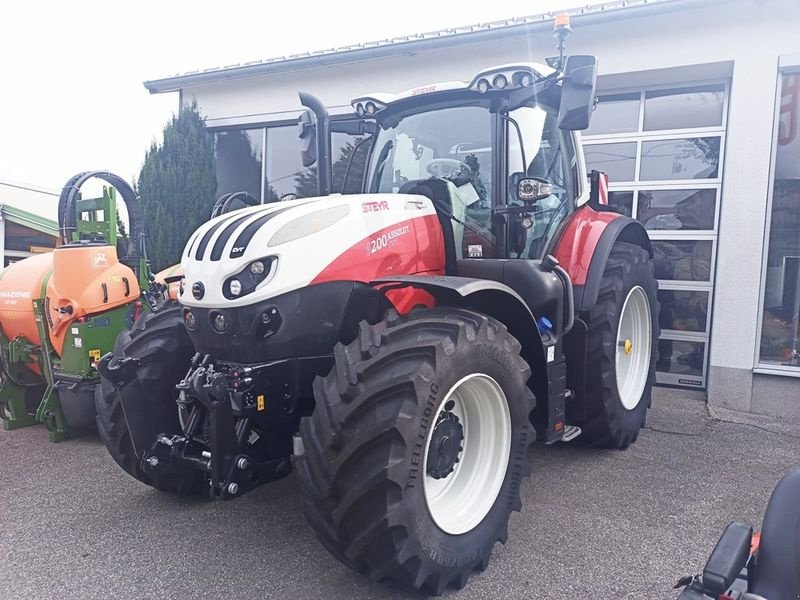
[372,275,550,404]
[554,206,652,313]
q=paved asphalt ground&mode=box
[2,389,799,600]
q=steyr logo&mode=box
[362,200,389,213]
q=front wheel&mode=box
[95,305,206,496]
[578,241,659,449]
[293,307,536,595]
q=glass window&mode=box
[331,132,370,195]
[368,105,495,257]
[656,339,705,378]
[658,289,709,333]
[584,142,637,183]
[585,92,641,136]
[264,125,318,201]
[215,129,263,200]
[640,137,720,181]
[644,85,725,131]
[507,105,578,258]
[637,188,716,231]
[369,105,493,200]
[652,240,713,282]
[758,73,800,367]
[607,191,634,217]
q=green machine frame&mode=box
[0,186,144,441]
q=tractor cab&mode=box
[357,68,586,264]
[301,39,598,267]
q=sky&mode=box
[0,0,603,219]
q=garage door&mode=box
[583,82,728,389]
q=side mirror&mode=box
[298,109,317,167]
[298,92,332,196]
[558,55,598,130]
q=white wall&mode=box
[180,0,800,407]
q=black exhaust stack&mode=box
[298,92,332,197]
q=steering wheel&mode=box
[426,158,472,183]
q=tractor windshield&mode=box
[368,105,493,202]
[367,100,578,259]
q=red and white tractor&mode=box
[98,16,659,594]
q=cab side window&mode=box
[507,105,578,258]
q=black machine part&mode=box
[181,281,386,364]
[701,522,753,598]
[677,469,800,600]
[676,521,754,600]
[751,468,800,599]
[210,191,259,218]
[52,375,98,431]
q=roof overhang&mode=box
[0,205,58,237]
[144,0,703,94]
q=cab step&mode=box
[559,425,582,442]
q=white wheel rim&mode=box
[423,373,511,535]
[615,286,652,410]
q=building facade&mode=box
[145,0,800,419]
[0,205,58,267]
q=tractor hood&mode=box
[179,193,443,309]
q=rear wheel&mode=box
[95,305,205,495]
[294,307,536,595]
[578,242,659,449]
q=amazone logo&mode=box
[362,201,390,213]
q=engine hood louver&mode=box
[188,202,304,262]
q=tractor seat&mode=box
[751,468,800,600]
[400,179,457,274]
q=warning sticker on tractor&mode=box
[468,244,483,258]
[74,337,83,348]
[88,349,102,362]
[257,395,265,411]
[71,327,79,335]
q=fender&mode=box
[554,205,652,312]
[372,275,550,406]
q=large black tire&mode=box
[95,304,205,495]
[578,241,659,449]
[294,307,536,595]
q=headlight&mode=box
[184,310,197,331]
[212,312,228,333]
[222,257,275,300]
[476,78,490,93]
[493,74,508,89]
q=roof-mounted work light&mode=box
[468,64,545,94]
